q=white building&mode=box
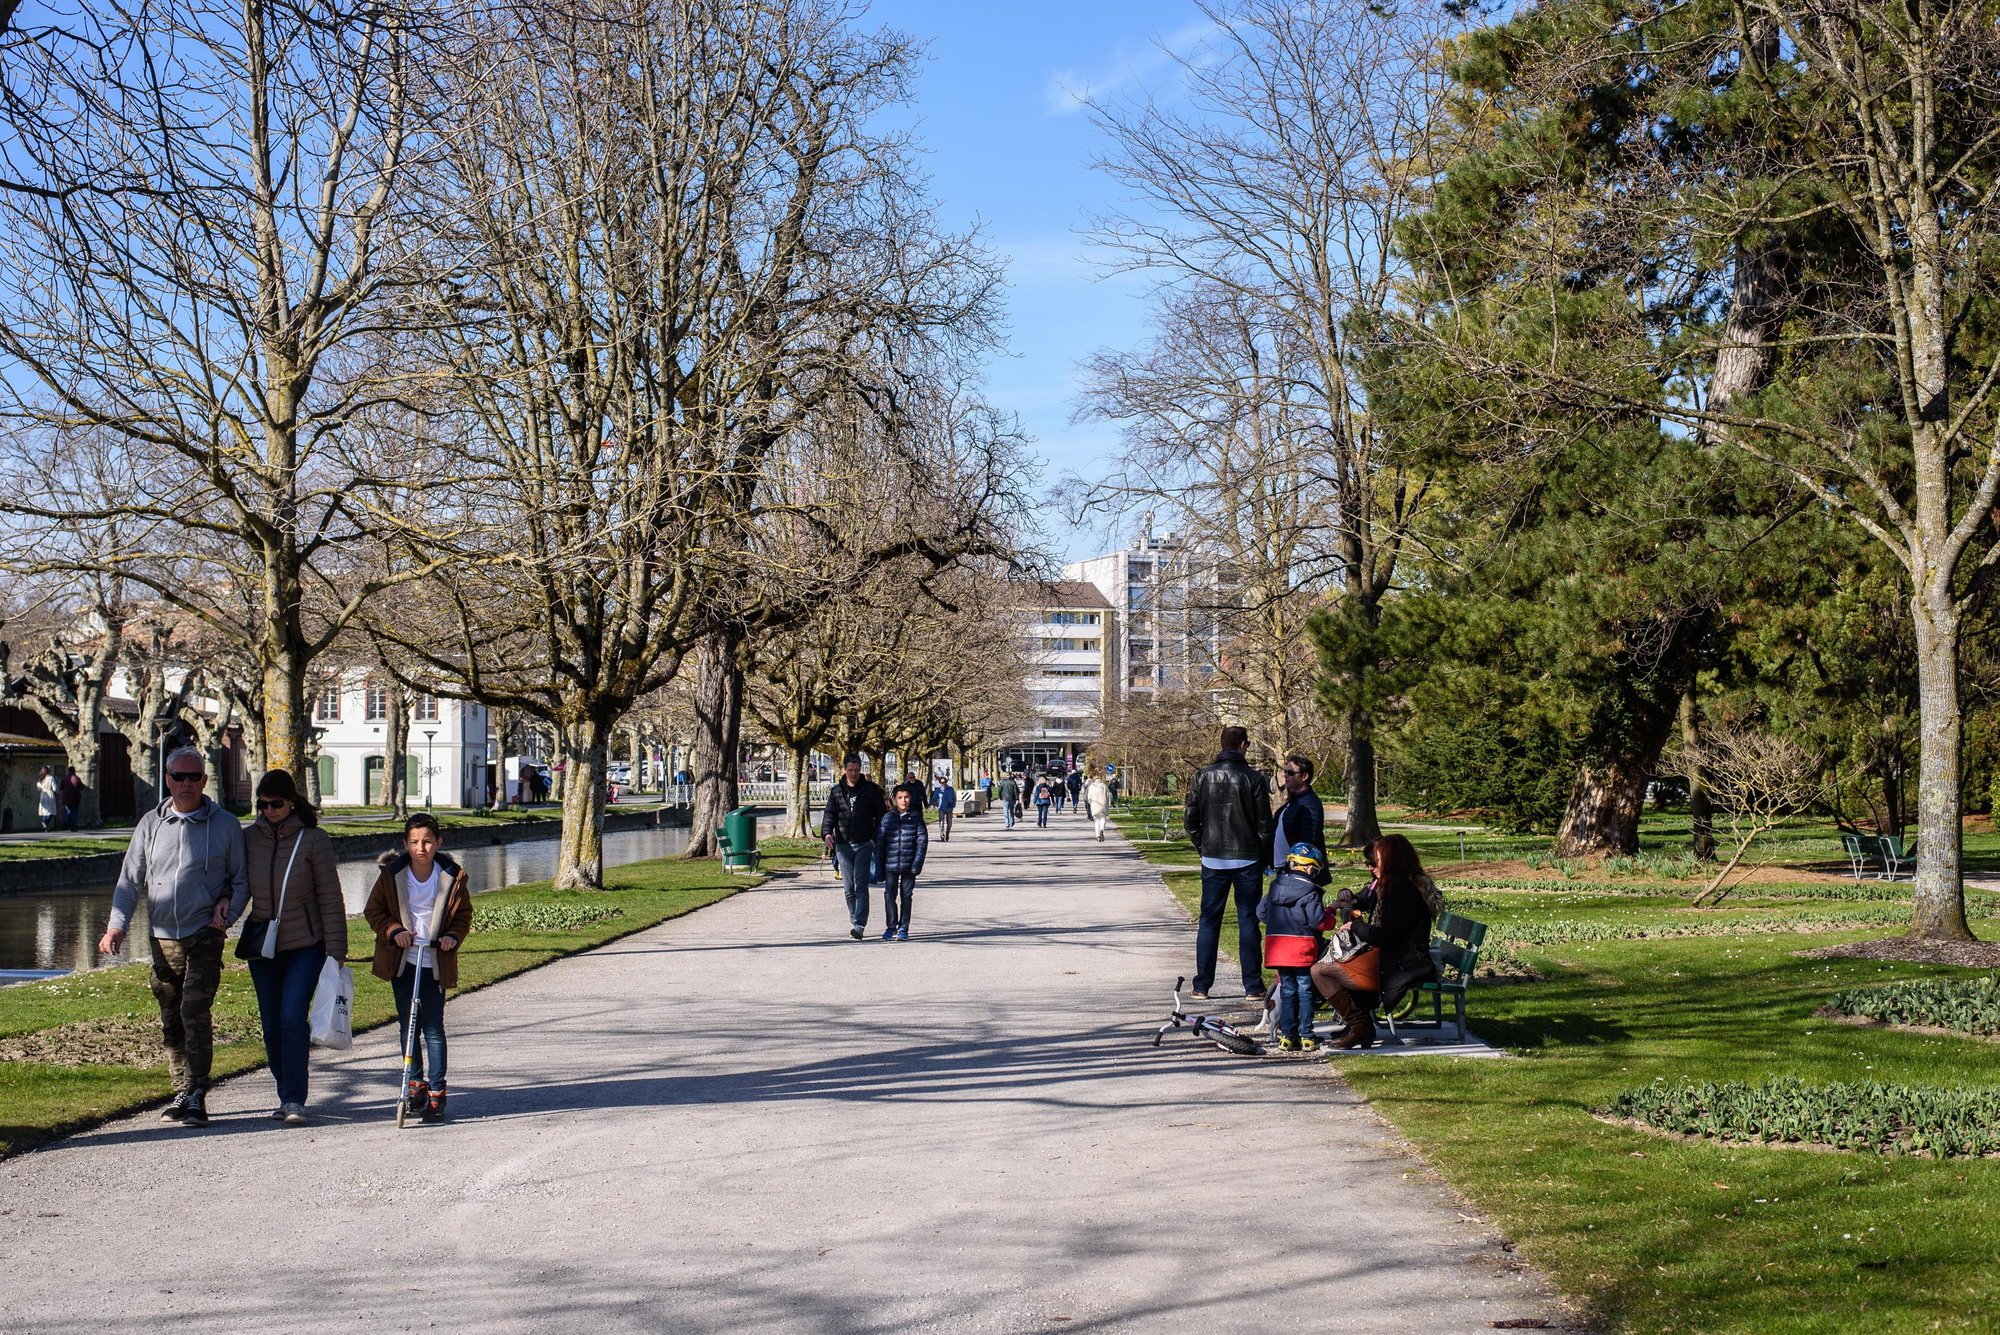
[996,581,1111,775]
[310,676,490,809]
[1064,525,1228,701]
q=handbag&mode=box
[308,956,354,1050]
[235,831,304,960]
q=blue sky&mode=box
[862,1,1210,561]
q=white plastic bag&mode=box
[308,957,354,1050]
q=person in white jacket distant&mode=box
[35,766,60,832]
[1084,770,1113,843]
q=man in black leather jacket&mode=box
[1183,726,1271,1000]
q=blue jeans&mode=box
[390,966,448,1085]
[1194,863,1264,994]
[1036,803,1050,827]
[883,870,916,933]
[248,942,327,1105]
[1002,802,1016,828]
[835,839,876,929]
[1276,967,1316,1040]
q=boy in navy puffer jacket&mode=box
[873,788,930,941]
[1255,843,1334,1051]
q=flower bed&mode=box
[1828,974,2000,1038]
[1607,1077,2000,1157]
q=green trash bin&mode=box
[721,805,759,871]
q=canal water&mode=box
[0,821,778,977]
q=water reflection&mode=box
[0,820,771,976]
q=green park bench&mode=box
[1378,910,1487,1044]
[1841,832,1911,881]
[1875,833,1911,880]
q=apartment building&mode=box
[994,581,1112,775]
[1064,524,1228,701]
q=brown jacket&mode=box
[242,815,347,960]
[362,851,473,988]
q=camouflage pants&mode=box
[149,929,225,1092]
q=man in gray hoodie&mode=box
[98,747,248,1126]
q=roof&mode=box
[0,731,65,751]
[1028,580,1111,610]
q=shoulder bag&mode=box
[235,831,303,960]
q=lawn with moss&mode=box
[0,839,816,1158]
[1110,796,2000,1333]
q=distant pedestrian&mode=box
[933,777,957,842]
[895,769,930,811]
[1084,770,1111,843]
[1066,768,1083,814]
[59,765,84,829]
[1183,726,1269,1002]
[35,765,59,832]
[1266,754,1325,871]
[996,771,1020,830]
[365,813,473,1121]
[1033,776,1053,827]
[821,754,888,938]
[241,769,345,1126]
[97,747,247,1127]
[873,788,929,941]
[1047,772,1064,815]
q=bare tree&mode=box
[1081,0,1456,844]
[1664,724,1822,907]
[0,1,435,778]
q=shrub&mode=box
[475,902,626,932]
[1828,975,2000,1037]
[1608,1077,2000,1157]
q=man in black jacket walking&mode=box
[1183,726,1270,1001]
[821,754,888,940]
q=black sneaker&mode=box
[159,1091,192,1121]
[179,1088,209,1126]
[849,926,864,940]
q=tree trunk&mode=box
[261,635,309,777]
[1681,687,1715,861]
[1340,710,1380,847]
[1554,757,1651,857]
[388,680,410,818]
[1909,602,1972,940]
[786,740,814,838]
[686,626,744,858]
[555,716,610,889]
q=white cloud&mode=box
[1042,18,1217,117]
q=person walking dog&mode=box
[97,747,247,1127]
[1183,726,1269,1003]
[240,769,346,1126]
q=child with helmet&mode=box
[1255,842,1336,1052]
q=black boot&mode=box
[179,1087,209,1126]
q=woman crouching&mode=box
[364,814,472,1121]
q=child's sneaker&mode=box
[404,1078,429,1113]
[1276,1036,1300,1053]
[1297,1036,1321,1053]
[423,1084,448,1122]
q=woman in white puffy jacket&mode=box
[1084,770,1113,843]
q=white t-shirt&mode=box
[403,865,441,972]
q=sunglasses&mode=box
[256,798,291,810]
[167,771,205,783]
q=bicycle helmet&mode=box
[1285,842,1326,875]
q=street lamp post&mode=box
[423,729,437,808]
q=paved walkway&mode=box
[0,811,1559,1333]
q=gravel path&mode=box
[0,809,1561,1333]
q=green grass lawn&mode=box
[0,838,818,1158]
[1111,798,2000,1334]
